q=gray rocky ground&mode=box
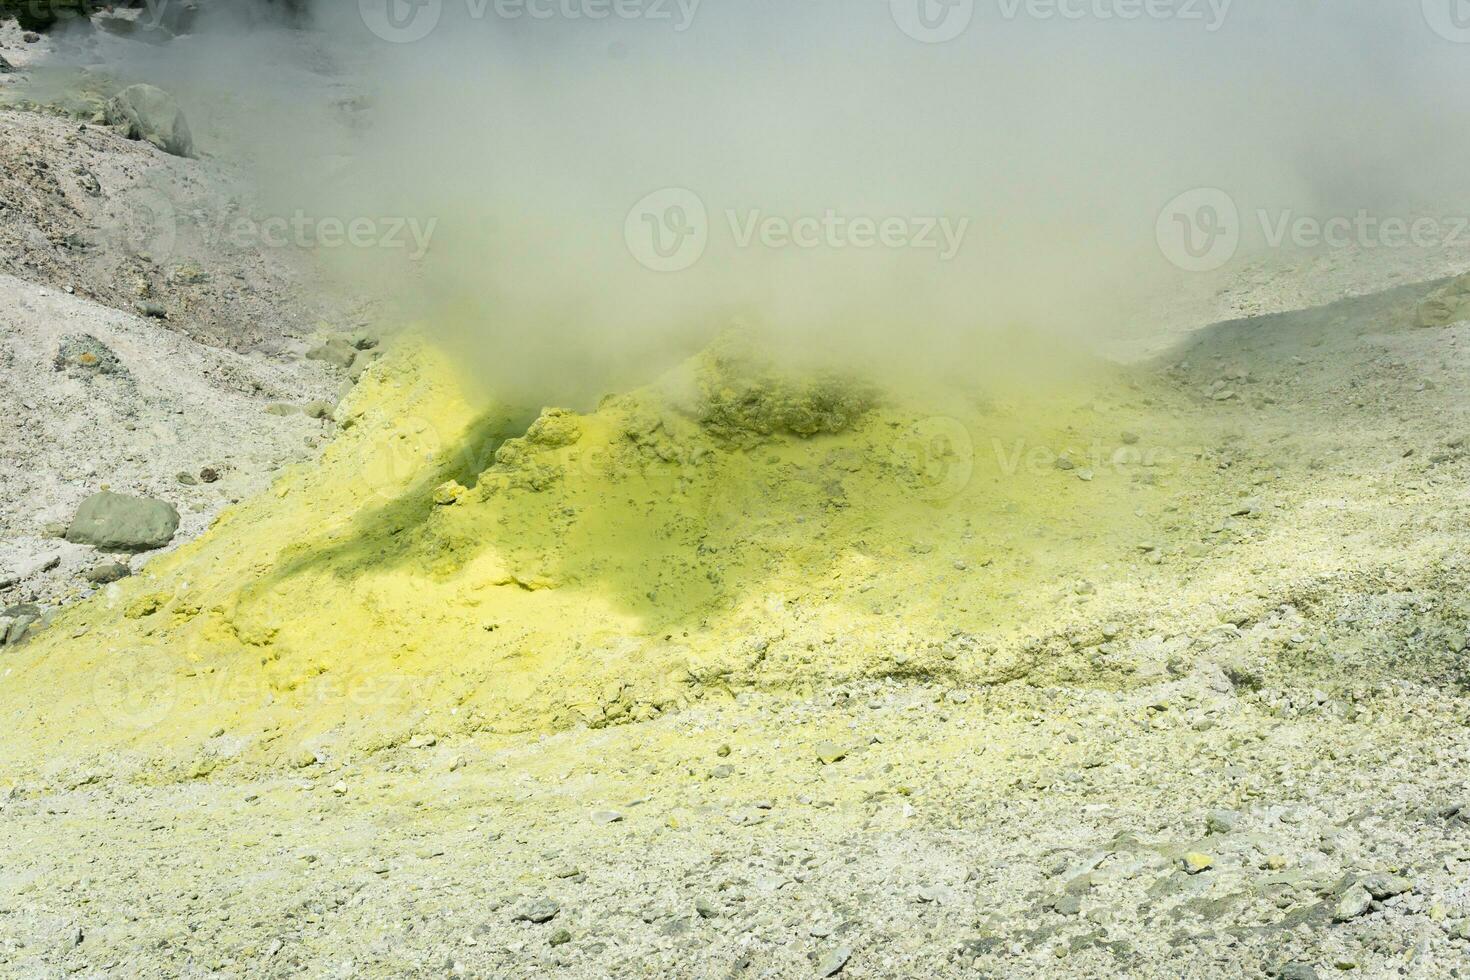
[0,272,346,613]
[0,38,360,353]
[2,595,1468,978]
[4,280,1470,978]
[0,14,385,619]
[4,7,1470,980]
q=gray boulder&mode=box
[1,604,41,646]
[65,492,180,552]
[1276,964,1320,980]
[1360,873,1412,900]
[83,562,131,585]
[1332,885,1372,922]
[104,84,195,158]
[306,338,358,370]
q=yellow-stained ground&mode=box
[6,285,1470,977]
[0,331,1229,779]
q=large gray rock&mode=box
[1,604,41,646]
[65,492,180,553]
[305,338,358,370]
[1332,885,1372,922]
[83,561,131,585]
[1417,273,1470,328]
[104,84,195,158]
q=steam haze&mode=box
[93,1,1470,402]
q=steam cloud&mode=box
[76,1,1470,402]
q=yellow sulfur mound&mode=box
[0,334,1202,781]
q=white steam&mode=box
[70,1,1470,401]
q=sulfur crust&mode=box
[0,332,1200,782]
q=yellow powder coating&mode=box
[0,334,1207,780]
